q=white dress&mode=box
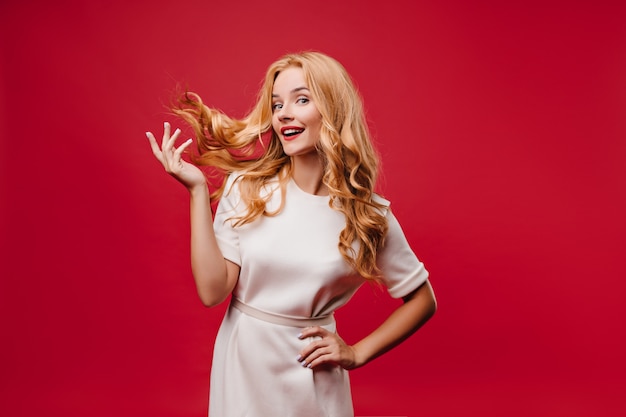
[209,173,429,417]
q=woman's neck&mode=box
[290,153,328,196]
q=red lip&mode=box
[280,126,304,141]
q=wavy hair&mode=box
[173,51,388,280]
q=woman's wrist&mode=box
[188,181,209,198]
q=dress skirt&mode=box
[208,299,355,417]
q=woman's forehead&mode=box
[272,67,309,94]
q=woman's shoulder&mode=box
[372,193,391,215]
[222,171,243,195]
[373,193,390,207]
[223,170,281,200]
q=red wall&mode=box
[1,1,625,416]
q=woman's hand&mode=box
[298,282,436,372]
[297,327,360,370]
[146,122,206,190]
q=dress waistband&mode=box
[230,298,334,328]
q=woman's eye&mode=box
[296,97,309,104]
[272,103,283,111]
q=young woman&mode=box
[147,51,436,417]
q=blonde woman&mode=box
[147,51,436,416]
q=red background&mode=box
[1,1,625,416]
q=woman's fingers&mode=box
[299,348,332,368]
[146,131,165,163]
[163,123,182,152]
[147,122,206,189]
[165,136,192,174]
[147,122,188,169]
[161,121,171,149]
[297,327,356,370]
[173,138,193,160]
[299,326,329,339]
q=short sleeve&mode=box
[213,173,242,266]
[378,208,429,298]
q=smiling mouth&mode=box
[282,128,304,138]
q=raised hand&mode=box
[146,122,206,190]
[297,326,359,370]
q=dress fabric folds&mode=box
[208,173,428,417]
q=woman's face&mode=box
[271,67,323,157]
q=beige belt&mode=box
[231,298,334,328]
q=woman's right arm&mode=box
[147,122,240,307]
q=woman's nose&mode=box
[277,105,293,121]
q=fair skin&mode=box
[272,66,327,195]
[147,123,239,307]
[146,65,436,371]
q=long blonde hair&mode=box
[173,51,388,280]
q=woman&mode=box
[147,51,436,417]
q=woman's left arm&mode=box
[297,280,437,370]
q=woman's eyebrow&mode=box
[272,87,310,98]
